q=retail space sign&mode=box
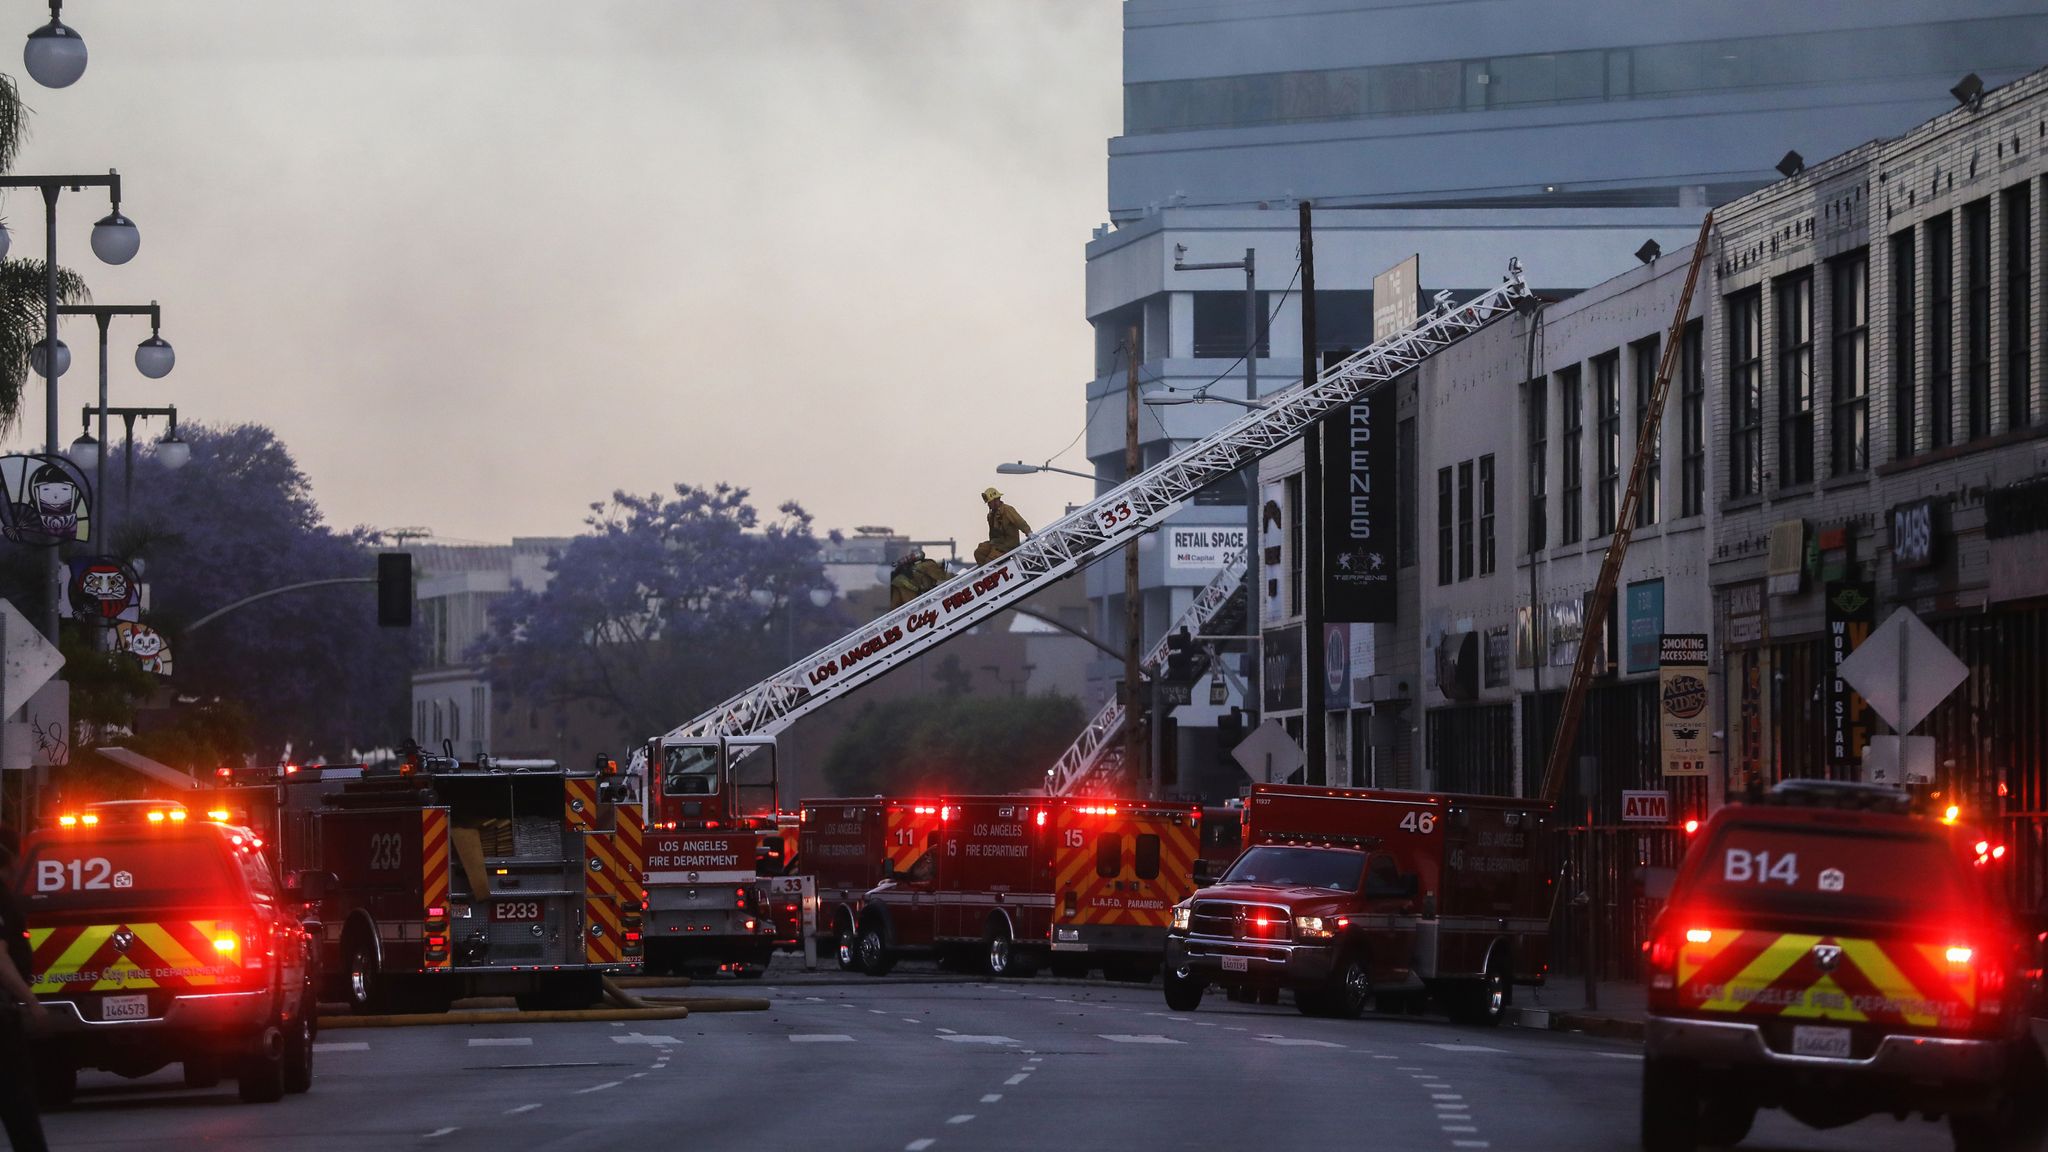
[1625,579,1664,674]
[1167,526,1247,570]
[1658,634,1709,777]
[1620,790,1670,824]
[1259,482,1287,627]
[1321,386,1397,622]
[1824,581,1875,771]
[1262,624,1303,713]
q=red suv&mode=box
[1641,780,2045,1152]
[19,802,318,1105]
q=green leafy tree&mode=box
[818,695,1085,797]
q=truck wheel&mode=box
[1951,1037,2048,1152]
[858,922,896,977]
[344,934,386,1015]
[1699,1093,1755,1147]
[33,1062,76,1108]
[1640,1056,1700,1152]
[1456,958,1509,1027]
[237,1028,287,1104]
[283,1001,315,1095]
[1326,953,1371,1019]
[835,918,860,973]
[1162,963,1205,1012]
[182,1056,222,1090]
[985,923,1017,978]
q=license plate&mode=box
[1792,1025,1851,1058]
[101,994,149,1021]
[490,900,544,922]
[1221,956,1249,972]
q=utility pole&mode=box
[1299,201,1325,784]
[1124,324,1145,793]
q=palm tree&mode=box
[0,72,89,436]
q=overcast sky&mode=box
[1,1,1118,550]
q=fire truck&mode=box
[1163,783,1554,1023]
[639,739,781,976]
[849,796,1203,980]
[633,266,1531,962]
[801,797,945,970]
[283,748,644,1012]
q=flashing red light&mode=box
[1035,810,1047,827]
[941,806,953,822]
[1683,819,1700,835]
[625,931,642,943]
[216,767,233,779]
[427,907,446,918]
[1993,845,2008,859]
[706,819,720,829]
[428,935,447,949]
[1977,840,1991,856]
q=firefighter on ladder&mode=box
[975,488,1030,565]
[888,548,949,608]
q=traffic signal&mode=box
[377,552,413,627]
[1216,706,1245,751]
[1164,627,1195,684]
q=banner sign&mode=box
[1167,526,1247,570]
[1372,255,1420,341]
[1825,581,1874,770]
[1625,579,1664,674]
[1323,623,1349,711]
[61,557,140,626]
[1659,634,1709,777]
[1321,386,1397,622]
[1262,624,1303,713]
[1259,482,1287,627]
[0,453,91,547]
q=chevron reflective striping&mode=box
[30,919,239,994]
[565,778,599,832]
[1677,928,1972,1028]
[1054,810,1202,929]
[422,808,451,969]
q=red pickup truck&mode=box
[1163,783,1554,1022]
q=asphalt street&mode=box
[39,978,1963,1152]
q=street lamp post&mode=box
[59,302,173,550]
[73,404,187,534]
[1,170,141,641]
[995,461,1094,482]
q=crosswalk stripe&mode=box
[1098,1034,1184,1044]
[789,1034,856,1042]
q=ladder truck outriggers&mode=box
[633,262,1534,975]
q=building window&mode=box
[1193,291,1270,359]
[1776,272,1814,487]
[1436,466,1453,585]
[1594,352,1621,534]
[1630,337,1660,527]
[1891,230,1918,457]
[1561,365,1584,542]
[1526,379,1547,552]
[1830,250,1869,474]
[1457,460,1474,581]
[415,700,427,744]
[2005,183,2032,429]
[1397,416,1416,567]
[1285,472,1303,614]
[1930,213,1954,448]
[1680,320,1704,516]
[1966,199,1992,439]
[1728,290,1763,497]
[1478,455,1496,575]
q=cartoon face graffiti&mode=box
[115,621,172,676]
[66,558,141,625]
[29,464,80,537]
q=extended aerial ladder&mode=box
[1044,557,1245,797]
[640,260,1533,799]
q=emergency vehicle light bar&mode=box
[658,261,1530,744]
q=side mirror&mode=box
[1191,859,1216,886]
[287,870,335,902]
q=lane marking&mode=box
[1027,1057,1043,1063]
[504,1104,541,1115]
[1443,1126,1479,1133]
[468,1038,532,1047]
[1434,1103,1467,1110]
[1372,1055,1398,1060]
[789,1034,856,1043]
[1098,1034,1184,1044]
[628,1072,646,1080]
[907,1141,935,1152]
[947,1115,975,1125]
[870,1009,889,1015]
[981,1094,1002,1103]
[1452,1143,1490,1149]
[903,1018,922,1024]
[1425,1043,1508,1054]
[613,1033,682,1046]
[1595,1052,1644,1060]
[939,1035,1019,1045]
[1004,1073,1030,1086]
[1224,1026,1248,1032]
[1256,1037,1344,1048]
[315,1042,369,1052]
[936,1027,958,1034]
[1431,1094,1465,1101]
[578,1081,622,1094]
[424,1128,457,1139]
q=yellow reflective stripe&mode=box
[1694,933,1817,1014]
[1674,929,1743,984]
[36,924,113,993]
[1837,939,1949,1026]
[1775,973,1869,1022]
[90,956,158,991]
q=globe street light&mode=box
[90,209,139,265]
[77,402,188,548]
[29,336,68,377]
[22,2,85,89]
[59,301,174,548]
[156,427,190,470]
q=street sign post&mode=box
[0,599,64,716]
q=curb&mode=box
[1547,1011,1647,1043]
[636,996,772,1013]
[318,1005,691,1029]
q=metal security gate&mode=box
[1549,824,1688,981]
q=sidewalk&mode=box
[1510,979,1648,1042]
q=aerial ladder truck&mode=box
[633,260,1536,974]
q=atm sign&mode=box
[1621,790,1670,824]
